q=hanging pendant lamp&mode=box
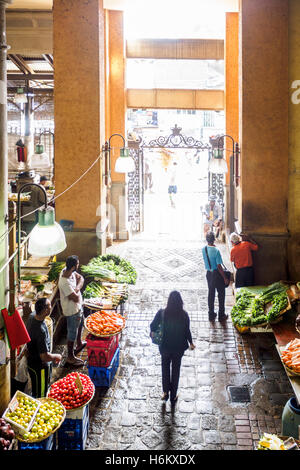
[208,148,228,174]
[114,148,135,173]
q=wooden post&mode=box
[8,201,16,378]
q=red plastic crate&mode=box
[86,333,119,367]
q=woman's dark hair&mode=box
[165,291,184,318]
[66,255,79,270]
[35,297,49,315]
[206,231,215,244]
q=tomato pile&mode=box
[86,310,125,336]
[48,373,94,410]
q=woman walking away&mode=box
[150,291,195,406]
[202,231,229,322]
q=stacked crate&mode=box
[87,333,120,387]
[56,405,89,451]
[18,434,55,450]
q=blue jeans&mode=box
[66,311,83,342]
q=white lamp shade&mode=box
[28,221,67,257]
[114,155,135,173]
[208,158,228,174]
[14,93,28,104]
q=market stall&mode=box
[231,280,300,439]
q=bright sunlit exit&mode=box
[124,0,238,39]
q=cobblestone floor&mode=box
[52,235,292,451]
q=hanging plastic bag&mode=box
[1,308,31,350]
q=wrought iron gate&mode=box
[127,125,225,233]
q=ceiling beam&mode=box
[42,54,53,67]
[8,87,53,94]
[126,39,224,60]
[7,73,53,80]
[8,54,35,74]
[127,88,224,110]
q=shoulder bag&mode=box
[151,309,165,346]
[205,246,232,287]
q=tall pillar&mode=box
[288,0,300,280]
[0,0,11,413]
[225,12,239,231]
[239,0,289,284]
[53,0,107,263]
[106,10,129,240]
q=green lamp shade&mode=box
[28,209,67,257]
[213,148,224,159]
[35,144,44,154]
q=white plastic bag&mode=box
[15,355,29,383]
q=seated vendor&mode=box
[26,298,62,398]
[203,196,223,238]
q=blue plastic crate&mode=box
[18,433,54,450]
[57,405,89,451]
[88,347,120,388]
[57,419,88,450]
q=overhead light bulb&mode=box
[28,207,67,257]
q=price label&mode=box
[75,373,83,395]
[9,397,19,413]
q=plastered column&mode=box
[288,0,300,280]
[225,12,239,231]
[53,0,106,262]
[239,0,289,284]
[106,9,129,240]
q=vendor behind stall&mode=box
[39,175,49,189]
[26,297,62,398]
[58,255,86,366]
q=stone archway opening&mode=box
[128,122,225,242]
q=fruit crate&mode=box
[65,403,89,420]
[86,333,119,367]
[18,433,55,451]
[57,405,89,451]
[2,391,41,436]
[88,347,120,388]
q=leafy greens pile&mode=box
[231,282,289,327]
[81,254,137,285]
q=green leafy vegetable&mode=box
[231,282,289,327]
[81,254,137,285]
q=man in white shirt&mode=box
[58,255,86,366]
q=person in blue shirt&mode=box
[202,231,229,322]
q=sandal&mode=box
[161,393,169,401]
[65,357,84,367]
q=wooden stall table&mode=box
[272,310,300,405]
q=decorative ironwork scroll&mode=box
[143,124,211,150]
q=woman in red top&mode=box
[230,232,258,288]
